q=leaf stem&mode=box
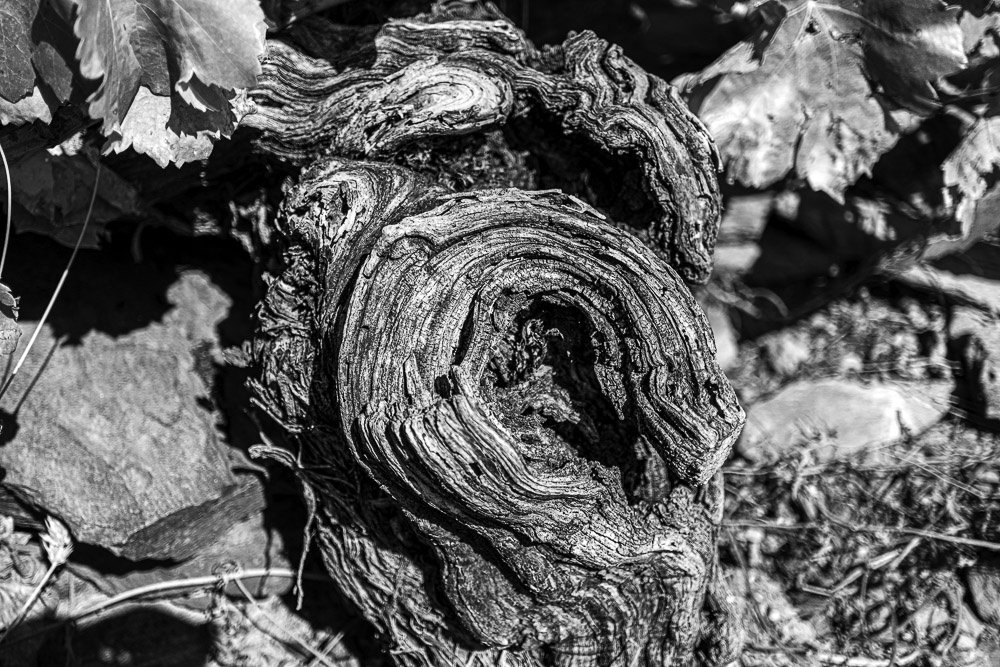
[0,164,100,405]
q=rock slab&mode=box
[737,379,952,462]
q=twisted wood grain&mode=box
[247,4,743,664]
[245,3,722,284]
[250,158,744,665]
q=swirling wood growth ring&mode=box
[250,158,745,665]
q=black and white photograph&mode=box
[0,1,997,665]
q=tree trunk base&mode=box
[247,4,746,665]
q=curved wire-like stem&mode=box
[0,140,11,281]
[0,164,101,405]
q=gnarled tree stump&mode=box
[247,3,745,665]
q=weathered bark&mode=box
[243,1,722,284]
[247,3,745,665]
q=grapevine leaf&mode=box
[678,0,967,199]
[135,0,266,93]
[113,87,215,168]
[0,0,40,104]
[110,85,246,168]
[168,81,245,130]
[71,0,265,141]
[0,0,78,123]
[865,2,969,109]
[73,0,142,136]
[129,14,171,96]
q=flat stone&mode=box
[736,379,953,463]
[0,270,237,557]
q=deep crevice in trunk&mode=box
[504,106,661,246]
[483,302,651,507]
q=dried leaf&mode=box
[40,516,72,566]
[30,0,80,104]
[679,0,967,199]
[0,0,77,124]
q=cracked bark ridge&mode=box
[245,3,722,284]
[250,159,745,665]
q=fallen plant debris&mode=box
[721,417,1000,667]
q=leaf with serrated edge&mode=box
[110,86,236,167]
[73,0,142,135]
[137,0,266,92]
[129,9,171,96]
[680,0,966,200]
[70,0,264,139]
